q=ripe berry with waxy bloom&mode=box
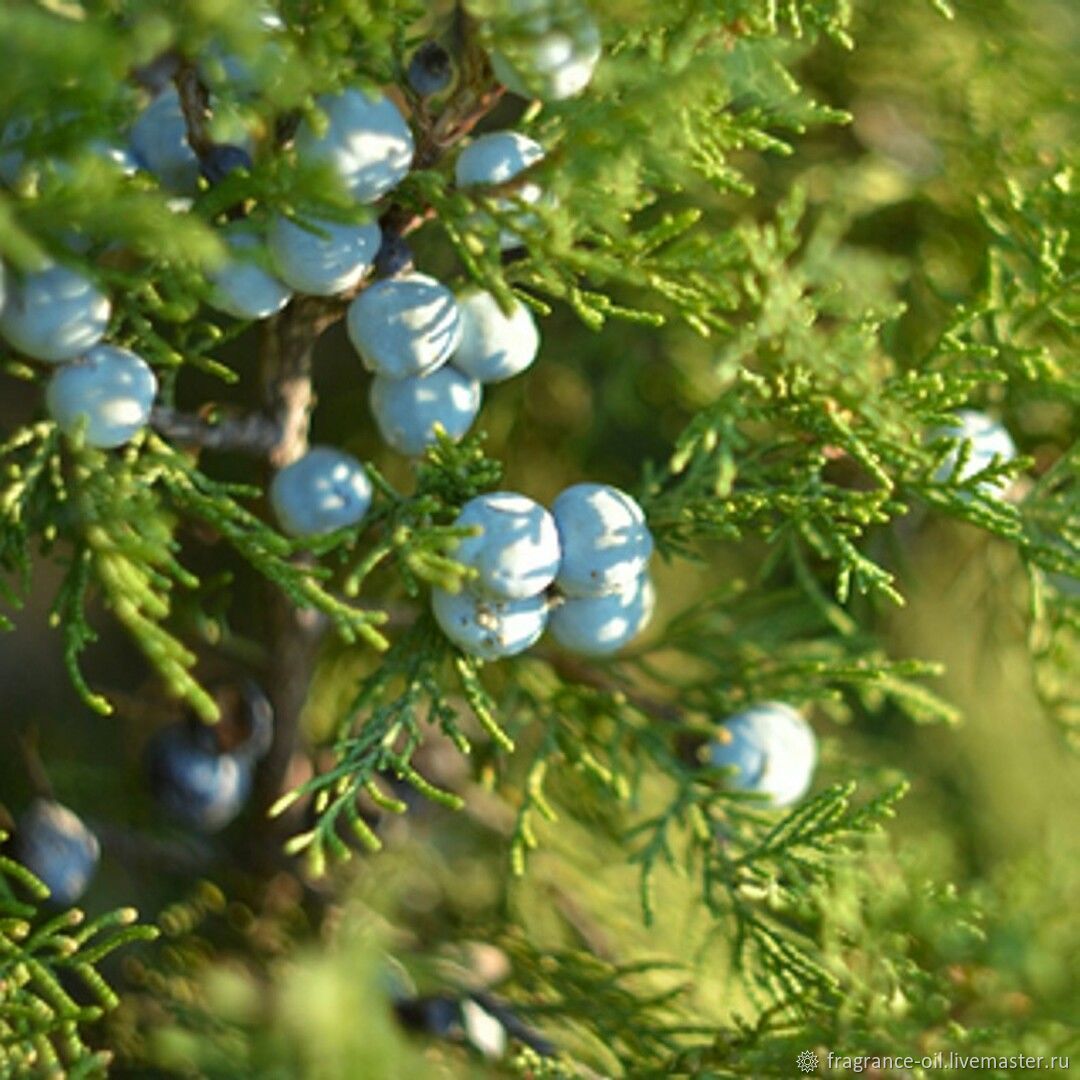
[552,482,653,598]
[268,214,381,297]
[207,228,292,320]
[145,719,264,833]
[369,366,481,456]
[707,703,817,809]
[46,345,158,449]
[270,446,373,537]
[294,88,414,204]
[490,16,601,102]
[452,288,540,384]
[931,409,1018,498]
[431,587,548,660]
[347,273,462,380]
[455,131,545,250]
[451,492,561,600]
[549,573,654,656]
[0,264,110,363]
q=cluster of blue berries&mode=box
[235,112,548,460]
[0,0,588,460]
[432,483,655,660]
[0,263,157,449]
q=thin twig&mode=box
[150,405,280,455]
[174,59,215,160]
[161,21,514,837]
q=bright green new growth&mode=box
[0,0,1076,1074]
[0,832,157,1076]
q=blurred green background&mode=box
[0,0,1077,1074]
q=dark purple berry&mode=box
[14,799,100,906]
[374,230,415,278]
[407,42,453,97]
[395,995,463,1038]
[145,719,252,833]
[201,142,253,184]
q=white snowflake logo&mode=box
[796,1048,819,1074]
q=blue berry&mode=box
[294,89,414,204]
[347,273,462,379]
[232,678,275,761]
[46,345,157,449]
[200,12,287,99]
[931,409,1018,498]
[208,228,292,320]
[200,142,254,184]
[455,130,544,188]
[370,365,481,456]
[452,492,561,599]
[408,41,454,96]
[0,113,140,183]
[128,87,201,194]
[129,87,252,194]
[455,132,545,250]
[548,572,654,655]
[406,995,464,1039]
[268,214,381,297]
[270,446,373,537]
[708,703,817,809]
[15,799,100,906]
[452,288,539,384]
[0,264,110,363]
[491,20,601,101]
[145,722,253,832]
[552,483,653,597]
[431,587,548,659]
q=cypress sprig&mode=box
[0,835,157,1076]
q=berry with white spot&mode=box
[268,214,381,297]
[270,446,373,537]
[707,703,817,809]
[552,482,653,597]
[0,264,110,363]
[431,587,548,660]
[46,345,157,449]
[452,288,539,384]
[369,365,481,456]
[347,272,462,379]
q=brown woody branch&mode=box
[150,405,281,455]
[161,28,515,835]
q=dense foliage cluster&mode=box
[0,0,1075,1075]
